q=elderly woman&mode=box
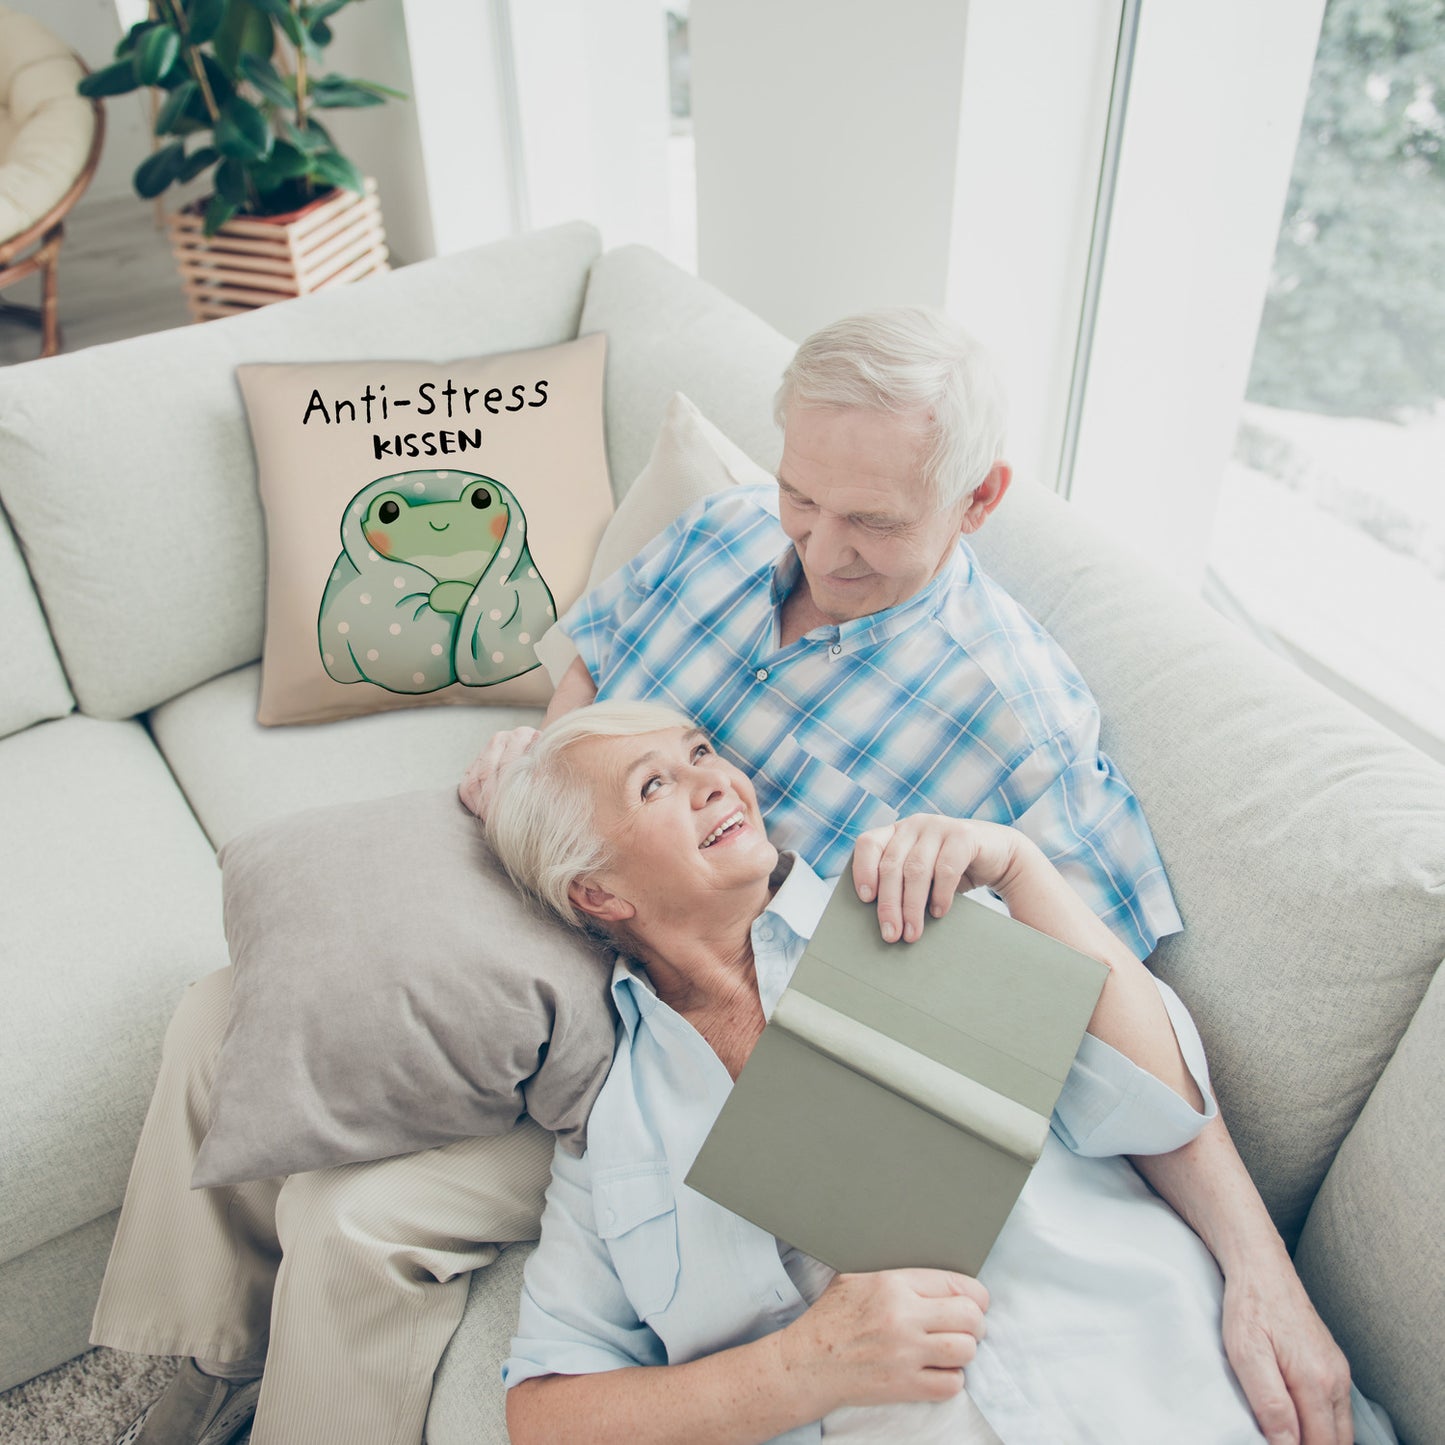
[485,700,1293,1445]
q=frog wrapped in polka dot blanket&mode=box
[317,469,556,693]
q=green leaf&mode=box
[247,0,306,45]
[203,193,239,236]
[133,142,185,199]
[214,0,275,74]
[263,139,312,178]
[178,145,220,182]
[79,60,142,98]
[154,79,198,135]
[134,25,181,86]
[186,0,227,47]
[309,148,363,194]
[215,156,249,204]
[115,20,156,59]
[215,95,274,160]
[308,18,332,47]
[239,53,295,107]
[350,78,408,101]
[199,53,236,107]
[309,75,384,109]
[282,115,332,153]
[302,0,351,23]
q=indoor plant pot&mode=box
[165,174,387,319]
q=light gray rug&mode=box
[0,1349,217,1445]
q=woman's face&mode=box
[567,726,778,926]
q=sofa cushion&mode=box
[238,335,612,725]
[0,715,226,1267]
[194,790,615,1186]
[968,478,1445,1244]
[580,244,795,499]
[1295,959,1445,1445]
[0,502,71,738]
[148,662,541,849]
[0,221,601,721]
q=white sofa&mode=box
[0,222,1441,1444]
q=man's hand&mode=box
[1221,1262,1353,1445]
[458,726,540,821]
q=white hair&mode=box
[487,700,696,931]
[774,307,1008,510]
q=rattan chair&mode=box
[0,7,104,359]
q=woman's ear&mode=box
[567,879,635,924]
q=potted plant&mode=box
[79,0,404,319]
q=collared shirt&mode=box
[504,858,1265,1444]
[561,485,1182,961]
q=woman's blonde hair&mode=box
[486,699,696,930]
[774,307,1007,511]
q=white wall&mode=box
[690,0,972,342]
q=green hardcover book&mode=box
[684,886,1110,1276]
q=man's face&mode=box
[775,405,972,623]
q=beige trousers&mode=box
[91,968,555,1445]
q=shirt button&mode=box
[755,668,769,681]
[830,644,842,656]
[756,924,773,943]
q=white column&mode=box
[689,0,972,342]
[1064,1,1326,583]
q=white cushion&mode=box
[579,244,794,499]
[0,10,92,240]
[0,714,226,1266]
[0,504,71,738]
[148,663,542,849]
[0,222,602,721]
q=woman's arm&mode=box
[509,1269,987,1445]
[852,815,1202,1108]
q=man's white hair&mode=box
[774,307,1008,511]
[487,700,697,931]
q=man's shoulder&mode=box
[930,545,1097,732]
[676,482,780,540]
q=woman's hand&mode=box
[459,726,540,821]
[852,815,1030,943]
[779,1269,989,1412]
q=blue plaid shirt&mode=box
[562,485,1181,959]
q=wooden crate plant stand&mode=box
[165,178,388,322]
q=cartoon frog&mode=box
[361,477,508,616]
[317,469,557,694]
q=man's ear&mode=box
[959,462,1012,536]
[567,879,635,924]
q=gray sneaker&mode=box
[113,1359,262,1445]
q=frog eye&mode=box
[469,485,492,510]
[378,499,400,524]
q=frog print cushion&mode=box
[238,335,612,725]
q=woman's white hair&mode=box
[774,307,1007,511]
[487,699,696,931]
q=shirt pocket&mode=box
[758,732,898,865]
[593,1163,681,1321]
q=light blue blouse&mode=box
[504,858,1271,1443]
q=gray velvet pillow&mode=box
[192,788,617,1188]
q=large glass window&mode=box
[1207,0,1445,757]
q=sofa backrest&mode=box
[0,221,602,721]
[970,477,1445,1245]
[0,500,71,738]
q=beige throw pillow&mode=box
[534,391,773,685]
[239,334,612,725]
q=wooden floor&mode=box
[0,194,193,366]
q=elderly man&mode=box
[95,310,1350,1445]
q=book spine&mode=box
[771,990,1050,1165]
